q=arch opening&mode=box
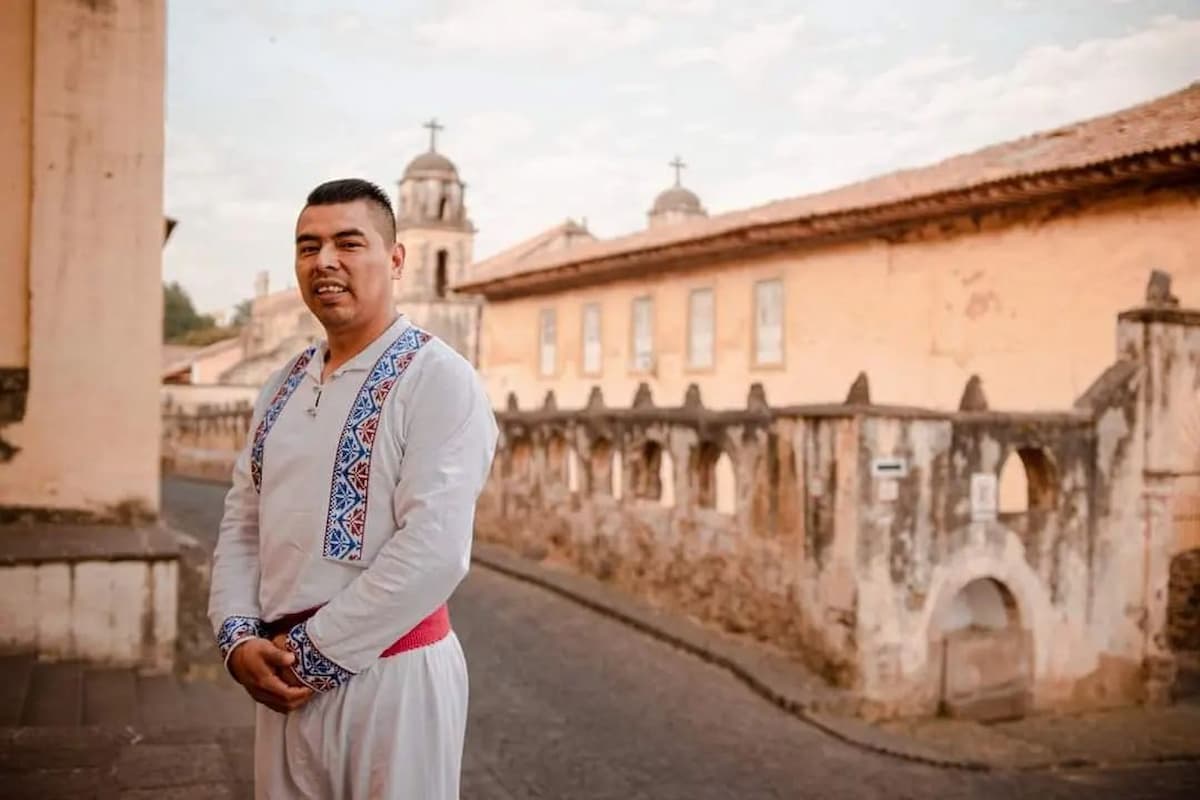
[589,438,614,497]
[691,441,734,513]
[633,440,663,501]
[435,249,449,298]
[935,577,1031,721]
[998,446,1058,515]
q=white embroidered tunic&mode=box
[208,315,498,693]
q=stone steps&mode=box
[0,654,253,730]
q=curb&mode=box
[470,544,1200,774]
[470,544,987,771]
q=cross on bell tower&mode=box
[423,118,444,152]
[669,155,686,187]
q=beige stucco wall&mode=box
[480,191,1200,413]
[399,227,475,300]
[0,0,33,368]
[190,339,247,384]
[0,0,165,514]
[246,290,316,357]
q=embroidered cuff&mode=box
[217,615,265,662]
[285,621,354,693]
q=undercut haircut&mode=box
[305,178,397,244]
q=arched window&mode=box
[435,250,449,298]
[691,441,735,513]
[659,449,675,509]
[589,439,613,496]
[505,436,533,480]
[567,447,581,494]
[998,446,1058,515]
[633,440,663,501]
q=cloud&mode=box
[793,69,852,115]
[612,81,660,96]
[906,15,1200,143]
[415,1,657,58]
[637,103,670,118]
[660,13,805,80]
[714,12,1200,223]
[789,15,1200,167]
[843,45,973,117]
[644,0,716,15]
[819,30,887,53]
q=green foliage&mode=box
[175,326,240,347]
[163,282,252,346]
[163,281,216,341]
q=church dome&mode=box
[647,156,707,229]
[651,185,703,215]
[403,150,459,179]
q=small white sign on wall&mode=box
[970,472,998,522]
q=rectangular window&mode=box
[539,308,556,377]
[581,303,602,376]
[688,288,714,369]
[631,296,654,372]
[754,279,783,366]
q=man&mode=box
[208,178,498,798]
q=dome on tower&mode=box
[403,150,459,179]
[651,185,703,215]
[647,155,707,229]
[396,118,473,234]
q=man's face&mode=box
[294,200,403,334]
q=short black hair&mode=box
[305,178,397,243]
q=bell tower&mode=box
[394,119,480,362]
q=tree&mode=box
[163,282,216,342]
[231,299,253,329]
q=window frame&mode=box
[752,278,785,369]
[629,295,655,374]
[581,302,603,377]
[686,286,715,372]
[538,307,558,378]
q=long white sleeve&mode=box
[284,348,498,691]
[207,374,278,665]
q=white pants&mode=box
[254,632,469,799]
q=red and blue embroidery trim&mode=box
[322,327,431,562]
[285,621,353,692]
[250,346,318,492]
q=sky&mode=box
[163,0,1200,316]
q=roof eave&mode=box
[458,143,1200,301]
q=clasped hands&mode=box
[228,634,314,714]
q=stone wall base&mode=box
[0,522,179,672]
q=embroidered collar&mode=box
[304,315,412,383]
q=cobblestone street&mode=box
[148,477,1200,799]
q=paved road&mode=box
[162,477,1200,799]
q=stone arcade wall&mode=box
[473,282,1200,719]
[160,279,1200,718]
[161,401,252,483]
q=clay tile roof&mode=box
[461,219,595,288]
[459,81,1200,297]
[162,344,201,373]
